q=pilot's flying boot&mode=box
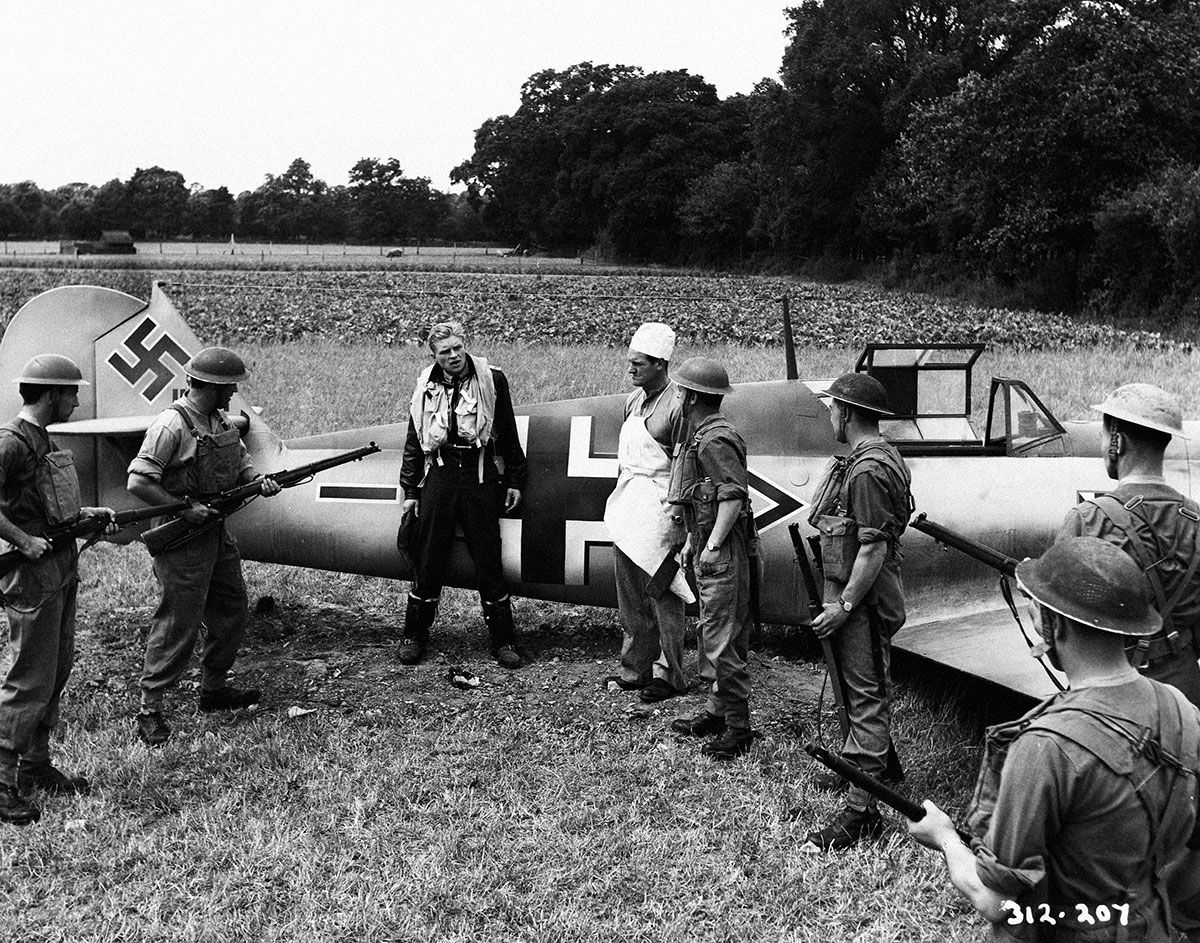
[482,596,523,669]
[397,594,438,665]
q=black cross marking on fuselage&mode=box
[108,317,190,402]
[520,414,615,585]
[750,472,803,530]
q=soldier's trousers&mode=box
[697,538,752,731]
[614,546,687,691]
[141,525,248,709]
[0,548,77,785]
[410,461,507,604]
[833,604,893,811]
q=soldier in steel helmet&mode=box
[803,372,913,851]
[127,346,282,746]
[1058,383,1200,707]
[666,356,757,760]
[397,321,528,669]
[0,355,116,825]
[907,536,1200,942]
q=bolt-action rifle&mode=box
[910,512,1020,576]
[804,742,973,845]
[142,442,381,556]
[0,499,194,577]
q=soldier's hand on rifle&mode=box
[82,506,119,535]
[812,600,850,638]
[258,476,282,497]
[19,535,51,560]
[181,501,219,525]
[504,488,521,513]
[906,800,959,851]
[402,498,419,518]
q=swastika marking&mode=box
[107,318,190,402]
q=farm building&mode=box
[60,230,137,255]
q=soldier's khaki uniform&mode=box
[968,676,1200,942]
[128,400,254,709]
[1059,480,1200,707]
[809,437,911,810]
[668,415,753,730]
[0,419,82,785]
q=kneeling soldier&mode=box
[0,355,115,825]
[666,357,756,760]
[127,347,281,747]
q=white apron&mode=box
[603,410,695,603]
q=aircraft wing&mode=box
[892,606,1064,699]
[48,414,249,436]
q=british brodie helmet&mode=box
[185,347,248,384]
[12,354,90,386]
[1091,383,1187,440]
[671,357,734,396]
[822,373,893,416]
[1015,536,1161,637]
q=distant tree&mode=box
[349,158,442,242]
[2,182,45,234]
[92,178,129,231]
[679,160,759,261]
[185,186,237,237]
[0,199,26,238]
[240,157,341,241]
[125,166,188,238]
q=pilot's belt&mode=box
[437,444,482,467]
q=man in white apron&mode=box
[603,323,694,703]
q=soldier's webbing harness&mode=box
[684,417,761,626]
[1088,493,1200,666]
[973,684,1200,939]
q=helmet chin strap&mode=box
[1105,421,1122,480]
[835,403,849,444]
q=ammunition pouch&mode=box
[37,450,82,526]
[690,479,719,531]
[815,513,858,583]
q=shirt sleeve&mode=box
[0,433,21,493]
[127,414,182,481]
[847,465,900,544]
[973,732,1070,899]
[699,437,748,502]
[491,368,527,492]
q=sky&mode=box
[1,1,790,195]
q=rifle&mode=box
[0,499,193,577]
[910,512,1019,576]
[143,442,381,556]
[804,742,973,845]
[789,523,850,742]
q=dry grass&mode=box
[4,334,1197,941]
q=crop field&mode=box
[1,265,1198,942]
[2,239,513,260]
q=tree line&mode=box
[0,158,486,246]
[451,0,1200,316]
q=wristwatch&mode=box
[836,596,853,613]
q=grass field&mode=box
[2,269,1199,941]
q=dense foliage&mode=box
[0,158,484,246]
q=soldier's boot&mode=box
[0,784,40,826]
[482,596,523,669]
[397,594,438,665]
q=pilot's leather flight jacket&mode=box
[0,422,82,532]
[808,443,912,584]
[160,403,242,497]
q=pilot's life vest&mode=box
[0,421,82,530]
[807,441,912,583]
[410,357,497,455]
[160,404,243,496]
[969,683,1200,939]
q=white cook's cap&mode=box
[629,322,676,361]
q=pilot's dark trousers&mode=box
[0,549,77,785]
[410,457,507,604]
